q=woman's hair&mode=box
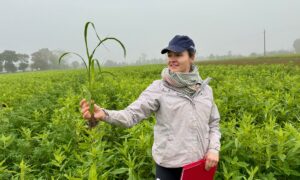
[188,49,196,69]
[188,49,196,58]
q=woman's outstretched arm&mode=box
[100,80,161,128]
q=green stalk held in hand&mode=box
[59,21,126,129]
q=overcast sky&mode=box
[1,0,300,63]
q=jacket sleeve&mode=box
[100,80,160,128]
[207,92,221,154]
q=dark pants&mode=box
[155,163,183,180]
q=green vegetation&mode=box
[197,54,300,65]
[0,63,299,179]
[59,21,126,129]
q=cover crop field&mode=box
[0,63,299,179]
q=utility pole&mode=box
[264,29,266,56]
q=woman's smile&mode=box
[169,63,179,68]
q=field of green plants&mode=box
[0,63,299,179]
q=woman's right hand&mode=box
[80,98,106,121]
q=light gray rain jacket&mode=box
[101,78,221,168]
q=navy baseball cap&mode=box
[161,35,196,54]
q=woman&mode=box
[80,35,221,180]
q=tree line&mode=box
[1,39,300,72]
[0,48,82,73]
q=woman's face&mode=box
[167,50,194,73]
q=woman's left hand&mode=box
[204,150,219,171]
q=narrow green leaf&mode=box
[58,52,88,70]
[90,37,127,59]
[88,163,98,180]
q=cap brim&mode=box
[161,46,185,54]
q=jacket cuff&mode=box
[207,148,219,154]
[101,108,112,123]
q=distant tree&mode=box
[293,39,300,53]
[4,61,17,73]
[31,48,51,70]
[0,50,18,73]
[80,61,86,68]
[31,48,67,70]
[0,54,3,72]
[0,61,3,72]
[208,54,215,60]
[71,61,80,69]
[18,54,30,72]
[52,50,69,69]
[250,52,258,57]
[136,53,147,65]
[267,50,293,55]
[104,59,118,67]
